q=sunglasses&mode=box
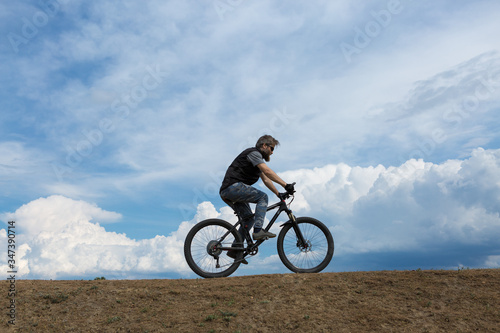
[267,145,275,152]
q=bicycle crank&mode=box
[246,246,259,256]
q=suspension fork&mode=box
[285,210,308,246]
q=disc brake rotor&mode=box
[297,239,312,253]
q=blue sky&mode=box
[1,0,500,279]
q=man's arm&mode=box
[258,163,286,196]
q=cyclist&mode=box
[219,135,295,243]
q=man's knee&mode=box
[259,192,268,204]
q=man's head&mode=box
[256,135,280,162]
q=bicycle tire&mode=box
[184,218,243,278]
[277,217,334,273]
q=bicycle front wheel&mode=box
[277,217,334,273]
[184,218,243,278]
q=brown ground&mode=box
[6,268,500,332]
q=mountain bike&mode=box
[184,188,334,278]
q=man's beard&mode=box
[261,149,271,162]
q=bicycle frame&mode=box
[216,198,307,258]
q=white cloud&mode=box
[0,141,58,199]
[485,255,500,268]
[2,148,500,278]
[0,195,237,279]
[7,1,500,196]
[3,195,121,237]
[0,142,48,176]
[281,148,500,259]
[3,0,500,276]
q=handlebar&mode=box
[279,182,296,202]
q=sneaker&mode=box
[252,230,276,240]
[226,250,248,265]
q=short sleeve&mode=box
[247,150,264,167]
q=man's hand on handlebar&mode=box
[285,182,296,195]
[278,192,290,201]
[278,182,296,201]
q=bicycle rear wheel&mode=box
[277,217,334,273]
[184,218,243,278]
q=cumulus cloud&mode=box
[0,196,233,279]
[0,194,292,279]
[485,255,500,268]
[2,148,500,279]
[3,195,122,237]
[280,147,500,268]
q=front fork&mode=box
[284,212,308,248]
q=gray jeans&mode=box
[220,182,268,230]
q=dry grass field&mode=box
[6,268,500,332]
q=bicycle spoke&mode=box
[185,220,243,277]
[277,218,334,273]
